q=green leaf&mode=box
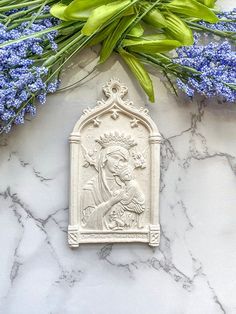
[165,0,218,23]
[122,38,181,53]
[123,6,135,16]
[196,0,216,8]
[64,0,113,20]
[50,2,70,21]
[64,9,90,20]
[163,12,194,45]
[87,19,120,47]
[100,15,137,63]
[140,1,167,28]
[225,83,236,91]
[128,23,144,37]
[61,0,73,5]
[118,48,154,102]
[67,0,110,11]
[140,34,169,40]
[81,0,132,36]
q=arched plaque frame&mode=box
[68,79,162,247]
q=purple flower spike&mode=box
[0,10,60,133]
[175,39,236,102]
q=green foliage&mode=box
[196,0,216,8]
[87,20,120,47]
[118,48,154,102]
[81,0,132,35]
[128,23,144,37]
[100,15,137,63]
[47,0,225,101]
[164,12,194,45]
[122,38,181,53]
[50,3,69,21]
[140,2,167,28]
[64,0,113,21]
[165,0,218,23]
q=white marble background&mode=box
[0,1,236,313]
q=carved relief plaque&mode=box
[69,79,162,247]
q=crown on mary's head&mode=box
[96,131,137,150]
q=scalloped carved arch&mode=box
[72,78,161,136]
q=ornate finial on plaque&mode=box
[103,78,128,99]
[69,79,161,247]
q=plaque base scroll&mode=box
[68,225,160,247]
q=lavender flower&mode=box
[174,39,236,102]
[0,10,60,133]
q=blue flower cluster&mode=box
[174,38,236,102]
[0,6,60,133]
[198,8,236,33]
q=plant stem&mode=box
[7,13,51,23]
[163,70,178,96]
[45,37,92,82]
[3,0,55,22]
[225,83,236,90]
[0,0,20,5]
[0,0,44,12]
[0,22,73,49]
[187,21,235,40]
[30,28,84,62]
[27,0,49,29]
[155,53,201,75]
[43,33,84,67]
[136,52,192,79]
[56,67,97,93]
[6,14,52,29]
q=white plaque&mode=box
[68,78,161,247]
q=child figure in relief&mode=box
[107,165,145,230]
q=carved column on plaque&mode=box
[68,133,80,247]
[149,134,162,246]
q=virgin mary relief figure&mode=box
[81,132,146,231]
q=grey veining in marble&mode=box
[0,1,236,313]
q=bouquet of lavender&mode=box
[0,0,235,133]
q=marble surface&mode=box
[0,1,236,313]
